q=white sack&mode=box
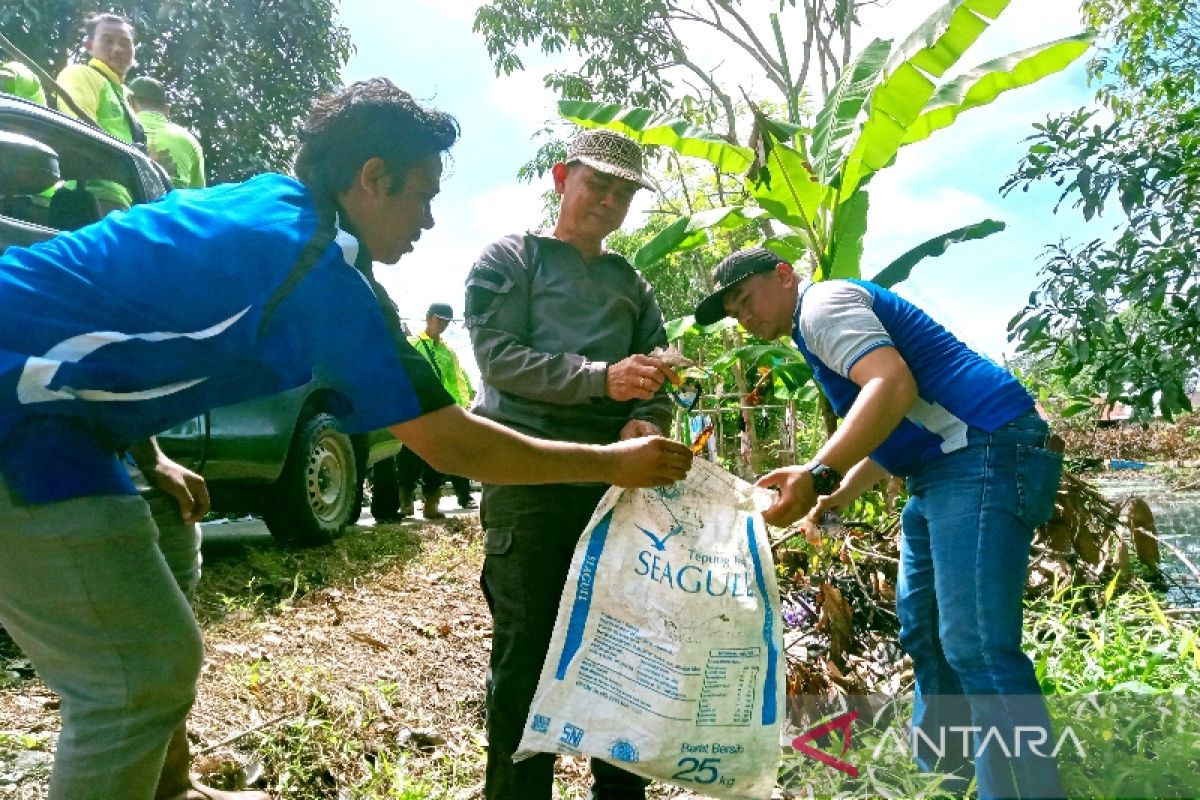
[514,458,784,799]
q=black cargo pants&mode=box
[480,483,649,800]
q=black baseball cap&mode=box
[693,247,788,325]
[427,303,453,320]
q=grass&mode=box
[770,581,1200,800]
[1025,583,1200,799]
[1027,580,1200,694]
[193,518,429,623]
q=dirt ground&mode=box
[0,513,701,799]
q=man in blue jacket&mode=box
[0,78,691,800]
[694,247,1064,800]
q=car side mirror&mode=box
[0,130,60,196]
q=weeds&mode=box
[194,522,426,624]
[1028,582,1200,694]
[3,492,1197,798]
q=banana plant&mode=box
[561,0,1094,290]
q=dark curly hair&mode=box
[294,78,460,197]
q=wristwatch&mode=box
[805,461,843,496]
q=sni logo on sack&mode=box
[560,722,585,748]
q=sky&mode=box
[338,0,1108,383]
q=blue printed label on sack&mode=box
[530,714,550,734]
[609,739,640,763]
[560,722,585,748]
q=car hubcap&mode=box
[307,432,351,523]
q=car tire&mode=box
[262,412,358,545]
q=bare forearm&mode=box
[813,381,908,473]
[127,437,165,471]
[840,458,891,498]
[125,437,210,522]
[390,407,614,485]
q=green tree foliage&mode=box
[1,0,352,183]
[562,2,1090,295]
[1005,0,1199,420]
[475,0,864,138]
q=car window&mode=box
[0,101,163,236]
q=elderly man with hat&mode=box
[694,247,1065,800]
[465,129,679,799]
[371,302,476,520]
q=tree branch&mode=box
[666,1,789,98]
[713,0,787,76]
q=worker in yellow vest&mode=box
[55,12,145,150]
[0,60,46,105]
[128,77,205,190]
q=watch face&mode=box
[809,464,841,496]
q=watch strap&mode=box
[806,461,843,496]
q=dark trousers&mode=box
[395,446,443,496]
[480,484,649,800]
[369,449,472,518]
[448,474,472,504]
[369,456,402,519]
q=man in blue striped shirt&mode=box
[695,247,1064,800]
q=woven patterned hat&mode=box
[565,129,653,190]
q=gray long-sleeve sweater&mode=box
[465,232,673,445]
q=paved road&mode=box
[201,493,481,544]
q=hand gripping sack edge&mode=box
[514,458,784,799]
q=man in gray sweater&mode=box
[466,130,679,799]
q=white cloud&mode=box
[867,186,1004,262]
[487,68,561,130]
[412,0,482,24]
[372,181,546,385]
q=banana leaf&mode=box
[763,235,812,264]
[891,0,1010,80]
[711,343,799,372]
[869,218,1005,289]
[902,32,1096,145]
[747,130,827,231]
[827,190,869,281]
[772,361,817,401]
[633,206,768,269]
[837,0,1013,200]
[558,100,753,173]
[756,114,812,150]
[810,38,893,186]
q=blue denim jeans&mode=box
[898,411,1064,799]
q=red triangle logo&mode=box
[791,708,860,777]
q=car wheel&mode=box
[262,412,357,545]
